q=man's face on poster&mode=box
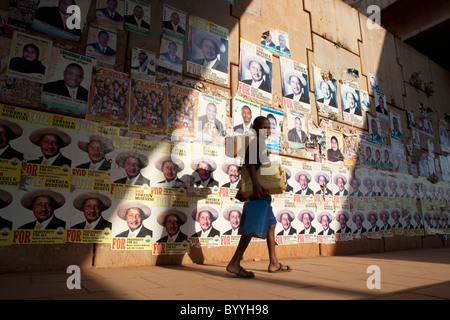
[229,210,240,230]
[290,76,302,95]
[318,175,327,188]
[201,39,218,62]
[197,162,211,181]
[294,117,302,132]
[0,125,11,149]
[198,211,212,231]
[241,106,252,126]
[164,214,180,236]
[346,92,355,109]
[124,156,141,179]
[98,32,110,47]
[162,160,177,181]
[40,134,61,158]
[133,6,144,19]
[170,12,180,25]
[339,214,347,228]
[87,140,105,164]
[107,0,118,13]
[32,195,55,222]
[302,213,311,228]
[206,103,217,121]
[337,177,345,192]
[64,65,84,89]
[281,213,291,230]
[321,82,331,99]
[227,165,239,183]
[249,61,263,82]
[299,174,308,190]
[321,215,329,230]
[83,198,102,223]
[125,208,143,231]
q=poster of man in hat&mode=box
[0,117,24,161]
[154,154,186,188]
[341,82,363,125]
[68,191,113,243]
[221,204,242,238]
[190,204,221,240]
[0,189,13,235]
[155,208,189,245]
[75,134,114,172]
[333,172,349,197]
[221,159,241,189]
[41,48,95,116]
[129,79,167,136]
[190,156,219,188]
[280,57,310,114]
[86,67,130,128]
[314,170,333,197]
[313,65,338,118]
[27,127,72,167]
[238,39,272,104]
[315,205,335,244]
[123,0,151,36]
[294,166,315,197]
[335,208,352,241]
[113,150,150,186]
[297,206,317,243]
[186,16,229,86]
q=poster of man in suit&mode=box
[186,15,229,86]
[86,27,117,66]
[341,82,363,125]
[313,65,338,118]
[162,4,186,39]
[95,0,124,30]
[197,92,226,141]
[41,48,95,116]
[280,57,310,114]
[158,35,183,74]
[232,97,260,135]
[123,0,151,36]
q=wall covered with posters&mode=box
[0,0,449,272]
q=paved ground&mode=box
[1,247,449,301]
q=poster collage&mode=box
[0,1,449,254]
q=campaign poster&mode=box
[32,0,91,41]
[365,201,381,239]
[351,201,366,239]
[232,96,260,135]
[313,65,338,118]
[238,38,273,105]
[273,199,299,245]
[95,0,125,30]
[412,129,421,149]
[297,202,317,243]
[41,48,95,117]
[369,72,379,91]
[312,162,333,202]
[261,105,283,153]
[334,202,352,242]
[360,89,370,112]
[158,34,183,74]
[6,31,52,83]
[438,120,450,154]
[367,114,382,145]
[378,198,393,238]
[188,197,222,248]
[10,188,70,245]
[278,157,295,197]
[123,0,151,36]
[315,202,335,244]
[167,85,199,139]
[341,82,363,125]
[129,78,167,136]
[86,66,130,128]
[280,57,310,114]
[391,139,408,173]
[286,109,308,150]
[130,47,156,81]
[219,157,242,199]
[374,90,388,122]
[197,92,227,144]
[220,198,243,246]
[66,190,114,243]
[292,161,315,202]
[8,0,40,28]
[261,28,291,57]
[86,27,117,66]
[325,129,344,164]
[332,165,350,200]
[0,186,16,246]
[162,4,186,40]
[186,15,229,86]
[110,194,154,250]
[390,110,403,141]
[71,120,120,193]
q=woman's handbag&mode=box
[239,195,272,239]
[240,161,286,198]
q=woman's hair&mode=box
[22,43,40,60]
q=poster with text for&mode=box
[238,39,272,105]
[331,165,351,202]
[341,81,363,126]
[364,200,381,239]
[197,92,227,144]
[297,201,317,243]
[86,67,131,128]
[123,0,151,36]
[188,196,222,248]
[334,202,352,242]
[186,15,229,86]
[32,0,91,41]
[86,27,117,66]
[313,65,338,118]
[0,159,21,189]
[273,198,299,245]
[6,31,52,83]
[167,85,199,139]
[315,202,335,244]
[219,197,243,246]
[0,186,17,246]
[129,78,167,136]
[378,198,393,238]
[95,0,125,30]
[261,105,283,153]
[280,57,310,114]
[41,48,96,117]
[292,160,316,203]
[65,190,114,243]
[9,188,71,245]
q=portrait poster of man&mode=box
[158,34,183,74]
[391,139,408,174]
[123,0,151,36]
[6,31,52,83]
[334,203,352,242]
[197,92,227,142]
[189,202,222,246]
[332,166,350,199]
[390,111,403,141]
[311,162,333,201]
[150,149,191,189]
[261,105,283,153]
[341,82,363,125]
[325,129,344,164]
[261,28,290,57]
[32,0,91,41]
[232,97,260,135]
[162,4,186,39]
[313,65,338,118]
[272,203,299,245]
[412,129,421,150]
[85,27,117,66]
[280,57,310,114]
[129,78,167,136]
[238,38,273,105]
[286,109,308,150]
[315,202,336,244]
[41,48,95,116]
[186,15,229,86]
[297,202,317,243]
[438,120,450,153]
[86,66,131,128]
[7,0,40,29]
[95,0,125,30]
[369,72,379,92]
[374,89,388,122]
[368,114,382,145]
[167,85,199,139]
[360,89,370,112]
[130,47,156,81]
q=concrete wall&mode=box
[0,0,449,272]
